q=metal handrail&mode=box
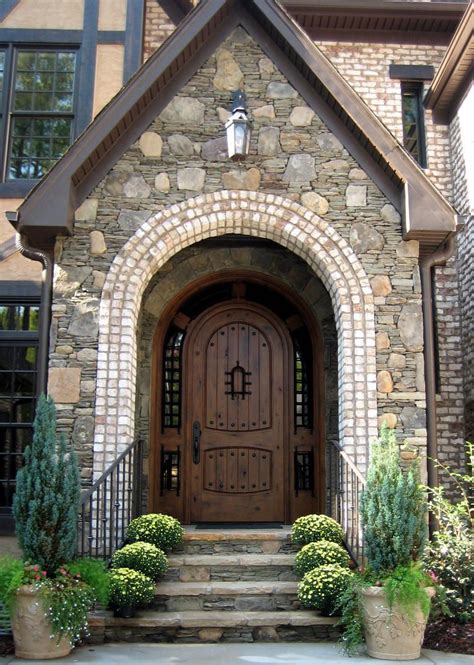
[327,440,366,565]
[77,439,143,560]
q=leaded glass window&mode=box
[293,333,312,430]
[162,330,185,429]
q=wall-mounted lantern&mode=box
[225,90,251,161]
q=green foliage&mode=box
[295,540,351,578]
[360,425,427,573]
[0,557,24,613]
[111,542,168,581]
[12,394,81,574]
[291,514,343,546]
[127,513,183,552]
[41,566,95,645]
[68,558,110,607]
[297,564,353,615]
[337,564,433,655]
[424,442,474,623]
[108,568,155,610]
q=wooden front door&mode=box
[186,302,288,523]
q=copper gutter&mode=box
[420,234,456,525]
[14,232,54,396]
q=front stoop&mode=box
[89,528,340,643]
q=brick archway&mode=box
[94,190,377,477]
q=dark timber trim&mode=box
[389,65,435,81]
[76,0,99,134]
[124,0,145,82]
[0,0,21,22]
[0,29,84,44]
[11,0,456,251]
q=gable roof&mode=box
[9,0,457,252]
[425,3,473,123]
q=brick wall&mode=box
[315,41,452,200]
[143,0,176,61]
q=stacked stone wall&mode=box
[450,100,474,445]
[50,28,425,482]
[315,41,452,200]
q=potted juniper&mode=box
[1,394,108,660]
[339,425,435,660]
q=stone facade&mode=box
[49,28,429,488]
[450,86,474,445]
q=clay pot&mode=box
[361,586,435,661]
[11,586,72,660]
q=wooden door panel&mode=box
[187,304,287,523]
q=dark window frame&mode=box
[401,81,427,168]
[0,297,40,534]
[0,42,82,189]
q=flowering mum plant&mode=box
[297,564,353,615]
[108,568,155,610]
[295,540,351,578]
[111,542,168,581]
[127,513,184,552]
[291,514,343,546]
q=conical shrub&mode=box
[12,394,80,574]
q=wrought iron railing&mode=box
[77,439,143,560]
[327,440,366,565]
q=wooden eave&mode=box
[11,0,456,251]
[284,0,467,45]
[425,4,474,123]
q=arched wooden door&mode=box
[185,302,289,523]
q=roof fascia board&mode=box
[15,0,234,235]
[425,4,474,122]
[254,0,456,235]
[282,0,467,14]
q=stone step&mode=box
[89,609,339,643]
[153,581,300,612]
[176,528,297,555]
[164,554,297,582]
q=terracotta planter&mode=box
[361,586,435,661]
[11,585,72,660]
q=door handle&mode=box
[192,420,201,464]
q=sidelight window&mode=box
[162,330,185,430]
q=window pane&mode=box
[8,116,73,179]
[0,51,5,107]
[0,427,32,509]
[0,373,12,395]
[14,50,76,113]
[0,305,40,331]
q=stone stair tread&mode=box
[183,529,292,542]
[89,610,336,628]
[168,554,295,566]
[155,581,298,596]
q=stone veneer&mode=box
[49,28,426,484]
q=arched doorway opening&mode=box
[149,271,326,524]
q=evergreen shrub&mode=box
[298,564,353,615]
[291,514,343,546]
[295,540,351,578]
[12,394,80,575]
[360,425,427,573]
[111,542,168,581]
[127,513,183,551]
